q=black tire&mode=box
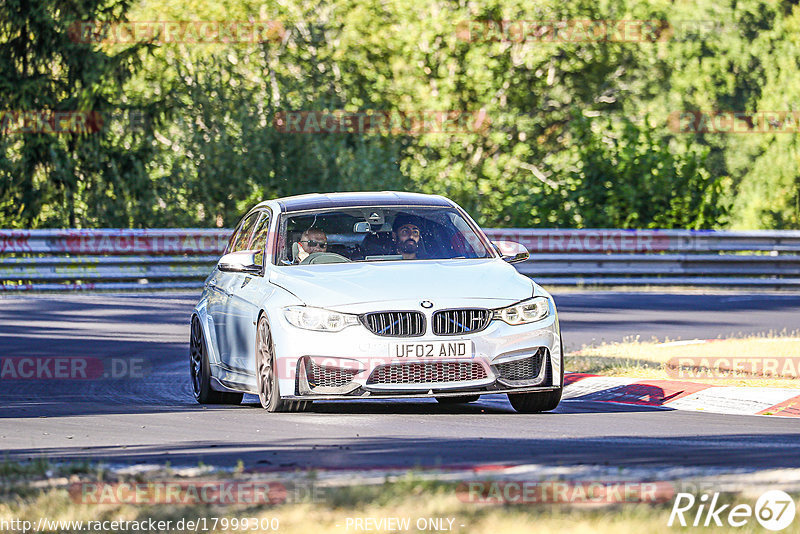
[256,315,310,413]
[507,338,564,414]
[508,388,562,413]
[190,316,243,405]
[435,395,480,404]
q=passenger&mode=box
[392,214,424,260]
[295,228,327,263]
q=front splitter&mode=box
[282,385,561,401]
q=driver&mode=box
[295,228,327,263]
[392,213,424,260]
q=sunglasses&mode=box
[300,240,327,247]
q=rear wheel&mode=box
[507,338,564,414]
[190,316,243,405]
[256,315,310,413]
[435,395,480,404]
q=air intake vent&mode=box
[367,361,487,385]
[361,311,425,337]
[432,309,492,336]
[494,349,546,382]
[305,360,360,389]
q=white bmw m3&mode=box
[190,192,563,413]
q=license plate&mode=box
[389,340,473,359]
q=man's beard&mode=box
[399,239,418,254]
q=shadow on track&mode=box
[7,432,800,471]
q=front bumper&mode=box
[269,305,562,400]
[290,348,556,400]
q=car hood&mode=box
[268,259,533,309]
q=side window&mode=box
[231,212,260,252]
[448,213,484,257]
[224,218,244,254]
[251,212,271,252]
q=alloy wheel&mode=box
[190,317,204,398]
[257,317,274,409]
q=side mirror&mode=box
[218,251,262,274]
[492,241,529,264]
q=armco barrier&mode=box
[0,229,228,291]
[1,228,800,291]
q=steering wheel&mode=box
[299,252,352,265]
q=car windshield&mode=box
[278,206,494,265]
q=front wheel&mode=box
[507,388,562,413]
[507,338,564,413]
[190,316,243,405]
[255,315,310,413]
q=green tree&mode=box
[0,0,166,227]
[3,0,796,230]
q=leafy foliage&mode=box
[0,0,168,227]
[0,0,797,229]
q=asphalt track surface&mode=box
[1,291,800,472]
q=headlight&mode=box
[493,297,550,325]
[283,306,360,332]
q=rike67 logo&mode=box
[669,490,796,531]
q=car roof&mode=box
[254,191,454,213]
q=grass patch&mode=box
[0,456,105,486]
[0,456,51,479]
[568,331,800,387]
[1,473,792,534]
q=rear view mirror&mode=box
[353,221,371,233]
[492,241,529,264]
[218,251,262,274]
